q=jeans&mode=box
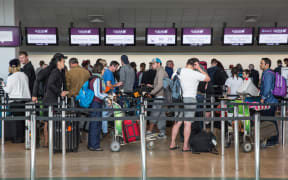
[88,101,103,149]
[150,97,166,134]
[102,104,112,134]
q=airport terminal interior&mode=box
[1,0,288,180]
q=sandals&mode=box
[169,145,179,150]
[181,149,192,152]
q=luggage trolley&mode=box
[225,95,261,152]
[109,91,158,152]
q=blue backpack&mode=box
[163,68,183,103]
[76,80,94,108]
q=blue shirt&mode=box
[103,69,116,93]
[260,69,278,103]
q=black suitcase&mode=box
[53,111,80,153]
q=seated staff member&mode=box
[169,58,210,152]
[225,67,243,99]
[88,63,108,151]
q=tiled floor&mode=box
[0,133,288,180]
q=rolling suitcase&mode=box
[53,111,80,153]
[122,120,140,143]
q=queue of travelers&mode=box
[1,51,283,151]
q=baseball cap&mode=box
[151,58,162,64]
[9,58,20,67]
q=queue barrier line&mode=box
[1,99,288,180]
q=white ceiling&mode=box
[15,0,288,52]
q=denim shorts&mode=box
[183,97,197,118]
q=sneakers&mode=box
[158,133,167,139]
[146,131,153,136]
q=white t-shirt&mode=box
[225,77,243,95]
[177,68,206,98]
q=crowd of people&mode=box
[1,51,284,151]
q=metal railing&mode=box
[0,94,287,180]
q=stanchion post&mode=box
[25,103,32,150]
[30,104,36,180]
[282,100,286,146]
[1,96,5,145]
[254,112,261,180]
[234,106,239,171]
[203,95,207,130]
[48,106,53,171]
[62,98,66,156]
[221,100,225,156]
[140,112,146,180]
[211,96,215,133]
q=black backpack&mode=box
[189,131,218,154]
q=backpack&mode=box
[75,77,95,108]
[189,131,218,154]
[163,68,183,103]
[264,71,287,97]
[272,72,287,97]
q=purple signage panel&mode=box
[259,27,288,45]
[70,28,99,35]
[224,27,253,35]
[182,28,211,35]
[147,28,176,35]
[26,27,58,45]
[105,28,134,35]
[0,26,20,47]
[259,27,288,34]
[26,27,57,35]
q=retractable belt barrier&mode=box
[0,94,287,180]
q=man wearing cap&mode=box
[19,51,36,95]
[119,55,135,94]
[147,58,169,139]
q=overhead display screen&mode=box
[26,27,58,46]
[69,28,100,46]
[223,27,254,46]
[146,28,177,46]
[0,26,21,47]
[259,27,288,45]
[104,28,135,46]
[181,28,212,46]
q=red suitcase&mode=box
[122,120,140,143]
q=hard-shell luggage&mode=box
[122,120,140,143]
[53,111,80,153]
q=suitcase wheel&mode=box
[146,141,155,150]
[110,141,121,152]
[242,142,253,153]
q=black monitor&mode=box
[69,28,101,46]
[0,26,21,47]
[223,27,254,46]
[258,27,288,45]
[181,28,212,46]
[104,28,135,46]
[146,28,177,46]
[26,27,58,46]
